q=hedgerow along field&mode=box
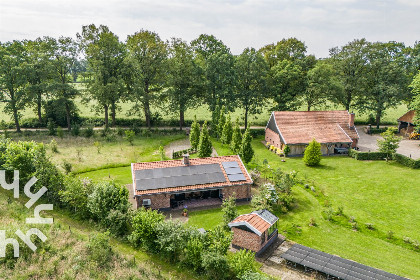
[82,135,420,279]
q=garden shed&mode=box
[228,210,278,256]
[265,111,359,156]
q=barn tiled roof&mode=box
[132,155,252,196]
[398,110,416,125]
[271,111,359,145]
[228,210,278,236]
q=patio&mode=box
[172,197,222,210]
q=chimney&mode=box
[349,112,355,128]
[183,154,190,165]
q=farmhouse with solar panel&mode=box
[131,154,253,210]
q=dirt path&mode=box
[164,138,218,159]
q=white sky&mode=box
[0,0,419,58]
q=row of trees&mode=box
[1,24,419,132]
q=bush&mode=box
[202,251,230,280]
[239,128,254,164]
[239,271,271,280]
[47,119,56,136]
[125,130,135,145]
[303,139,322,166]
[365,223,375,230]
[86,232,113,268]
[57,126,64,138]
[62,161,72,174]
[71,123,80,136]
[172,148,197,159]
[60,176,92,218]
[129,208,165,251]
[348,149,389,160]
[283,145,290,157]
[222,195,238,230]
[50,139,58,153]
[83,126,95,138]
[377,127,402,159]
[228,249,257,279]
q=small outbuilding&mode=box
[228,210,278,256]
[397,110,417,134]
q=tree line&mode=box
[1,24,419,132]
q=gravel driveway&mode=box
[356,126,420,159]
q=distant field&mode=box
[0,83,409,126]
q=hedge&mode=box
[172,148,197,159]
[392,153,420,169]
[348,149,389,160]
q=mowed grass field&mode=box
[0,83,409,126]
[81,136,420,279]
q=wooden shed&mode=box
[228,210,278,256]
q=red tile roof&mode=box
[132,155,252,196]
[398,110,416,124]
[271,111,359,145]
[229,210,278,235]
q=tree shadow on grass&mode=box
[309,164,336,170]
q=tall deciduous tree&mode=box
[0,41,28,132]
[24,38,52,124]
[191,34,235,111]
[409,71,420,126]
[304,61,343,111]
[126,30,167,129]
[78,24,126,127]
[198,121,212,158]
[46,36,79,131]
[329,39,370,110]
[235,48,269,128]
[167,38,203,130]
[358,42,410,128]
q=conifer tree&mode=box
[231,118,242,154]
[198,121,213,157]
[189,115,200,150]
[211,103,220,136]
[303,138,322,166]
[221,114,233,144]
[217,106,226,138]
[239,128,254,163]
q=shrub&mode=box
[83,126,94,138]
[60,176,92,218]
[336,206,344,216]
[231,119,242,154]
[202,251,230,280]
[57,126,64,138]
[228,249,257,279]
[87,181,131,236]
[116,127,125,136]
[221,114,233,145]
[125,130,135,145]
[184,235,205,272]
[155,220,190,262]
[309,217,317,227]
[86,232,113,268]
[393,153,420,169]
[323,208,334,221]
[387,230,394,239]
[351,222,358,231]
[221,195,238,230]
[50,139,58,153]
[303,139,322,166]
[283,145,290,157]
[377,127,402,159]
[349,149,389,160]
[403,236,411,243]
[206,225,232,255]
[94,141,102,154]
[239,271,271,280]
[62,161,72,174]
[47,119,56,136]
[365,223,375,230]
[129,208,165,251]
[71,123,80,136]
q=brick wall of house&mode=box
[221,184,251,200]
[265,128,282,148]
[137,193,170,209]
[231,227,275,253]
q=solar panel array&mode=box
[135,164,226,191]
[281,244,408,280]
[221,161,246,182]
[253,210,278,225]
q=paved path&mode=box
[356,126,420,159]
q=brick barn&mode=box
[131,155,252,210]
[265,111,359,156]
[228,210,279,256]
